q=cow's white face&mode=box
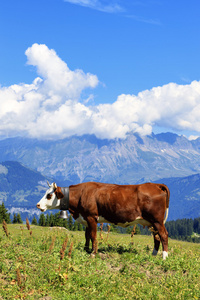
[37,182,60,212]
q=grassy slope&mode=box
[0,225,199,300]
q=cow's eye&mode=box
[46,193,52,200]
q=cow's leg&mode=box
[86,216,98,255]
[152,233,160,256]
[84,227,91,252]
[154,223,168,259]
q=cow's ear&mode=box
[55,186,64,199]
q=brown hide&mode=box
[65,182,170,258]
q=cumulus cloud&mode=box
[1,43,200,140]
[25,44,98,103]
[0,44,98,139]
[88,81,200,138]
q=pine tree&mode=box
[134,225,141,235]
[16,213,23,224]
[63,219,68,229]
[49,213,55,227]
[68,215,73,230]
[12,213,23,224]
[45,214,50,227]
[194,218,200,234]
[31,216,38,225]
[0,202,11,223]
[39,214,46,226]
[73,221,78,231]
[54,212,64,227]
[78,222,83,231]
[12,213,18,224]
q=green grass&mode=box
[0,224,200,299]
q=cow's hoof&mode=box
[84,247,90,253]
[152,249,158,256]
[162,251,168,260]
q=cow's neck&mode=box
[60,187,69,210]
[68,185,82,219]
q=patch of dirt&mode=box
[49,227,69,231]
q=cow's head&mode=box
[37,182,60,212]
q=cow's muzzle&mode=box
[36,204,45,212]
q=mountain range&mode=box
[1,132,200,185]
[0,132,200,220]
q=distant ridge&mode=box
[1,132,200,185]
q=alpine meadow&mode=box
[0,224,199,299]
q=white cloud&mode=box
[1,43,200,140]
[25,44,98,102]
[0,44,98,138]
[64,0,123,13]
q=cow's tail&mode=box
[159,184,170,224]
[164,207,169,224]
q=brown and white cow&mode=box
[37,181,170,259]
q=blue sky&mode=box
[0,0,200,140]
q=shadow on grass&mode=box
[98,244,139,254]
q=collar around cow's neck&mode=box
[60,187,69,210]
